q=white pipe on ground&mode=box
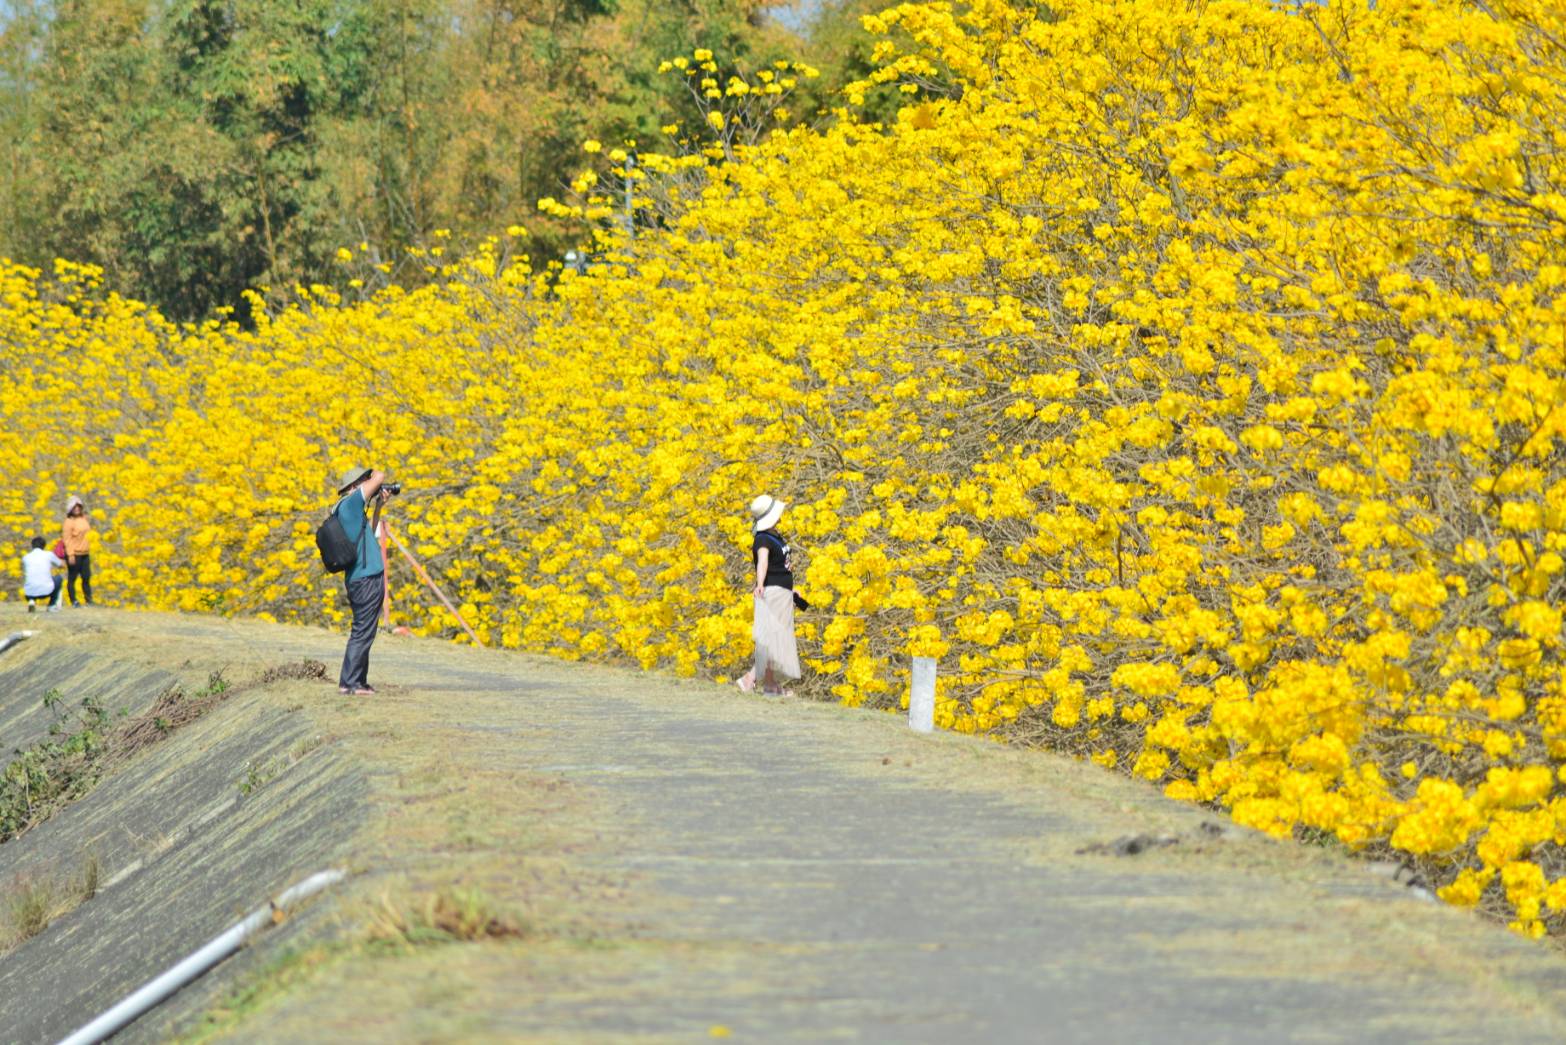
[0,630,34,655]
[56,868,347,1045]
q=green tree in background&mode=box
[146,0,359,315]
[20,0,363,318]
[0,0,48,266]
[0,0,889,320]
[789,0,955,125]
[25,0,161,296]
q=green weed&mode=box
[237,756,288,797]
[0,690,112,842]
[180,943,347,1044]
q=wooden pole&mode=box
[382,522,485,647]
[377,518,391,627]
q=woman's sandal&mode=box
[735,675,755,694]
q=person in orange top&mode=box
[61,495,94,606]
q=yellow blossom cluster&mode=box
[5,0,1566,936]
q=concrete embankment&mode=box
[0,616,366,1043]
[3,608,1566,1043]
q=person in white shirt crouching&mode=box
[22,536,64,612]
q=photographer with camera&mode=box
[331,466,399,695]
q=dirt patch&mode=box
[117,660,326,757]
[1,659,330,845]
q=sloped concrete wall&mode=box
[0,633,366,1044]
[0,642,179,752]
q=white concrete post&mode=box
[909,656,936,733]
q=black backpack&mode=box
[315,502,357,573]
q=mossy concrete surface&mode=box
[0,610,367,1044]
[3,606,1566,1042]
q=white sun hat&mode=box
[749,494,786,532]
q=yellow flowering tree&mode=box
[6,0,1566,936]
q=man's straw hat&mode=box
[336,466,372,494]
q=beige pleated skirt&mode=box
[753,586,801,680]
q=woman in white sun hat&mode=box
[738,494,801,695]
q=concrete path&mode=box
[4,609,1566,1042]
[450,682,1566,1043]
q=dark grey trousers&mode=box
[339,573,385,689]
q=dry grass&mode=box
[366,887,531,948]
[0,852,102,955]
[80,851,99,901]
[1,874,58,948]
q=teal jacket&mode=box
[334,489,384,582]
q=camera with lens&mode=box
[382,482,402,496]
